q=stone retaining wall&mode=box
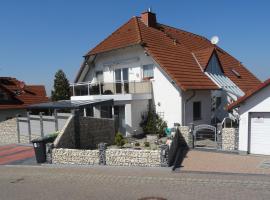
[80,117,115,149]
[51,147,164,167]
[52,148,99,165]
[0,118,35,145]
[54,116,115,149]
[179,126,192,147]
[106,149,161,167]
[54,115,76,149]
[222,128,239,151]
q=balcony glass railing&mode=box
[70,81,152,96]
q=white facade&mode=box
[237,85,270,155]
[72,45,231,135]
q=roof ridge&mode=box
[135,17,143,43]
[160,23,210,43]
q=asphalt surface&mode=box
[0,165,270,200]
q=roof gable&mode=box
[81,13,261,92]
[228,78,270,110]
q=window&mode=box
[231,69,241,78]
[143,64,154,79]
[95,71,104,82]
[216,97,222,108]
[193,101,201,121]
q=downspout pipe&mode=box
[183,90,196,126]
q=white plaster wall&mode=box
[184,90,212,126]
[130,99,149,134]
[124,103,132,136]
[238,85,270,152]
[152,67,182,127]
[83,45,155,83]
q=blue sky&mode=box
[0,0,270,95]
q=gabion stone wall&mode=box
[221,128,239,151]
[52,148,99,165]
[51,147,167,167]
[179,126,193,147]
[106,149,161,167]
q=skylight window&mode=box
[232,69,241,78]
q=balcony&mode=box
[70,81,152,97]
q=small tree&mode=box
[51,70,70,101]
[140,104,167,138]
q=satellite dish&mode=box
[211,36,219,45]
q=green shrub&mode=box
[134,142,140,147]
[140,104,167,138]
[114,132,126,147]
[144,141,150,147]
[44,131,60,143]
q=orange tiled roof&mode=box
[82,15,261,92]
[227,78,270,110]
[0,77,49,110]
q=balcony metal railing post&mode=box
[134,80,136,94]
[99,81,101,95]
[88,83,90,95]
[72,85,75,96]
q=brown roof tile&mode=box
[82,14,261,92]
[0,77,49,110]
[227,78,270,110]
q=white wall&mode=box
[151,67,182,127]
[82,45,154,83]
[184,90,212,126]
[238,85,270,152]
[130,99,149,134]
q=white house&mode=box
[228,79,270,155]
[71,11,261,136]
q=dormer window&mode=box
[205,53,223,75]
[232,69,241,78]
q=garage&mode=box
[250,112,270,155]
[228,78,270,155]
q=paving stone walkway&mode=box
[0,144,35,165]
[179,149,270,174]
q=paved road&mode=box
[1,165,270,200]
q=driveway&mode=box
[179,149,270,174]
[0,144,36,165]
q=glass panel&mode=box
[96,71,103,82]
[143,64,154,78]
[122,68,129,93]
[115,69,122,94]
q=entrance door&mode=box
[115,68,129,94]
[114,105,126,136]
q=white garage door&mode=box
[250,112,270,155]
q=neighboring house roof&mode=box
[0,77,49,110]
[78,12,261,92]
[228,78,270,110]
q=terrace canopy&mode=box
[27,99,114,110]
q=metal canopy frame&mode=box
[27,99,114,110]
